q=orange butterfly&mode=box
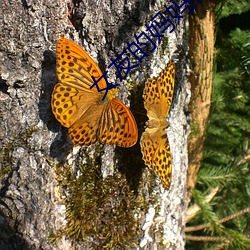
[140,61,175,189]
[51,38,138,147]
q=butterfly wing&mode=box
[52,83,101,128]
[68,101,106,145]
[52,38,138,147]
[98,98,138,147]
[143,60,175,120]
[56,38,107,90]
[140,128,172,190]
[52,38,105,128]
[140,60,175,189]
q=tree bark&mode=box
[187,0,218,203]
[0,0,189,249]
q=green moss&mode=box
[125,78,138,91]
[25,126,38,138]
[0,144,13,178]
[161,37,169,56]
[0,126,38,178]
[51,151,156,248]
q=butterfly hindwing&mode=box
[67,100,106,145]
[98,98,138,147]
[141,128,172,190]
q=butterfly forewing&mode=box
[52,83,79,127]
[56,38,106,90]
[143,60,175,119]
[158,60,175,117]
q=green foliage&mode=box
[187,1,250,249]
[192,189,225,233]
[219,0,250,17]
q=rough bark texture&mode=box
[0,0,189,249]
[187,0,218,203]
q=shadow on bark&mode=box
[39,50,73,161]
[116,81,147,191]
[0,209,33,250]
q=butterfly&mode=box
[51,38,138,147]
[140,60,175,190]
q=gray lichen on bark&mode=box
[0,0,189,249]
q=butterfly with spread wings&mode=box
[140,61,175,189]
[51,38,138,147]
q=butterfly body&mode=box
[52,38,138,147]
[140,61,175,190]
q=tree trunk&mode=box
[187,0,218,203]
[0,0,189,249]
